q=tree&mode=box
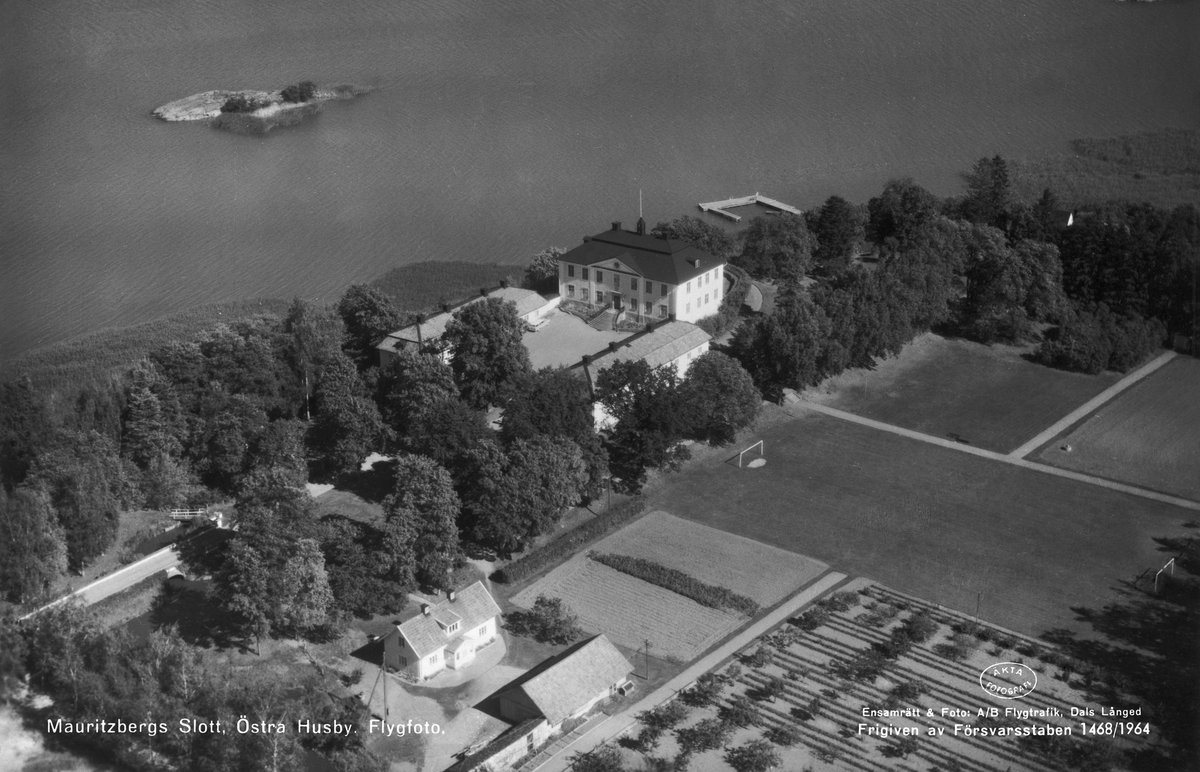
[460,437,588,552]
[570,745,625,772]
[731,292,832,402]
[281,81,317,103]
[675,718,731,755]
[500,367,608,500]
[595,360,690,493]
[308,353,384,481]
[274,538,335,632]
[336,284,405,370]
[651,216,736,260]
[0,487,68,603]
[378,348,459,441]
[402,396,491,482]
[1,378,51,491]
[505,594,583,644]
[724,740,780,772]
[681,672,724,707]
[220,538,274,653]
[867,178,941,248]
[764,724,801,747]
[442,298,533,409]
[383,455,461,589]
[962,155,1011,227]
[283,298,344,420]
[524,247,566,293]
[720,694,761,727]
[735,215,816,282]
[121,362,184,468]
[810,195,865,273]
[679,352,761,446]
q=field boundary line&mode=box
[792,401,1200,512]
[524,571,848,772]
[1008,350,1177,459]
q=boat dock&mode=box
[698,192,803,222]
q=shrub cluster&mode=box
[790,606,829,631]
[1033,304,1164,374]
[281,81,318,103]
[220,94,271,113]
[589,552,760,616]
[493,496,646,583]
[817,591,861,613]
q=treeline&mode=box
[1,270,764,646]
[1,608,385,772]
[718,154,1199,398]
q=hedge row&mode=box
[589,553,760,616]
[493,496,647,584]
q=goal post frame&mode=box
[737,440,765,468]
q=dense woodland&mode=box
[0,146,1196,771]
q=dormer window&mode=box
[447,622,459,634]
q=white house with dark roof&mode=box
[377,284,557,368]
[497,635,632,728]
[381,581,502,680]
[557,219,726,325]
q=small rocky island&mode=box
[153,81,366,133]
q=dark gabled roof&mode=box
[500,635,631,725]
[396,581,501,658]
[559,227,724,286]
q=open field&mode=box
[648,410,1195,637]
[1038,356,1200,502]
[614,578,1149,772]
[588,511,827,608]
[511,558,743,662]
[801,333,1121,454]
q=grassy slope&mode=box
[802,333,1122,454]
[1010,127,1200,208]
[370,260,526,314]
[649,410,1195,638]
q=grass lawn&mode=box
[801,333,1121,454]
[648,410,1195,638]
[1038,356,1200,502]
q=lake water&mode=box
[2,0,1197,366]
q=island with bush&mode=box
[152,81,367,133]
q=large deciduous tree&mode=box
[336,284,406,370]
[283,298,345,420]
[809,195,865,273]
[378,348,459,441]
[0,488,68,603]
[595,360,690,493]
[383,454,461,590]
[679,352,762,446]
[523,247,566,293]
[442,298,533,409]
[308,353,384,481]
[651,216,736,260]
[731,292,832,402]
[867,177,941,248]
[962,154,1011,227]
[735,215,816,283]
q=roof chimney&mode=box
[442,303,451,313]
[500,278,509,289]
[480,287,488,297]
[636,217,646,236]
[448,589,457,602]
[421,603,431,616]
[583,235,591,242]
[645,321,656,333]
[608,341,619,353]
[611,221,622,231]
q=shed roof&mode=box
[502,635,631,724]
[582,321,710,373]
[396,581,501,658]
[560,226,724,286]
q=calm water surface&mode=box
[2,0,1197,364]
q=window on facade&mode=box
[582,268,589,281]
[399,655,408,667]
[686,281,691,293]
[613,275,620,290]
[447,622,459,634]
[630,278,638,292]
[704,293,709,304]
[581,288,589,301]
[644,300,652,314]
[645,281,653,294]
[597,291,605,304]
[659,305,667,317]
[686,302,691,313]
[567,265,575,278]
[429,653,439,664]
[567,285,575,298]
[661,284,668,296]
[596,270,603,283]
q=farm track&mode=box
[757,647,1061,772]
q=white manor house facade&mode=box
[557,219,726,325]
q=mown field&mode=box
[649,410,1196,638]
[1038,356,1200,502]
[589,511,827,608]
[802,333,1122,454]
[510,557,742,662]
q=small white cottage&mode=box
[381,581,502,680]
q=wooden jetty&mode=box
[698,192,803,222]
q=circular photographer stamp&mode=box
[978,661,1038,700]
